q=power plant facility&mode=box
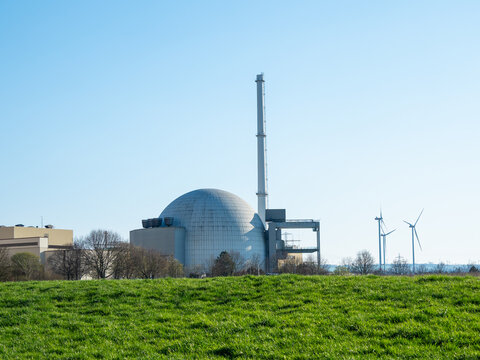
[0,225,73,264]
[130,74,321,273]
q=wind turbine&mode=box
[375,210,386,270]
[381,229,396,272]
[404,209,424,274]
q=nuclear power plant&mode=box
[130,74,320,273]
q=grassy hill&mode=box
[0,275,479,359]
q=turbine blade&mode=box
[403,220,413,226]
[386,229,396,236]
[415,228,422,251]
[414,208,424,227]
[381,219,387,232]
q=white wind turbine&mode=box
[375,210,385,270]
[381,229,396,272]
[404,209,424,274]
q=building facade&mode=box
[0,225,73,264]
[130,189,266,271]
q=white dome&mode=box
[160,189,265,270]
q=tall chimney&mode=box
[256,73,267,225]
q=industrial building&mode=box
[130,74,320,273]
[0,225,73,263]
[131,188,265,270]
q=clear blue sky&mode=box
[1,1,479,264]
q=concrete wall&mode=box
[130,227,185,264]
[0,227,73,247]
[0,226,73,264]
[1,237,49,263]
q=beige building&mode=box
[0,225,73,264]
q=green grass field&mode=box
[0,275,479,359]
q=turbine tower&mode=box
[374,210,385,269]
[381,229,396,272]
[404,209,424,274]
[256,73,267,225]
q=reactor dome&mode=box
[160,188,266,270]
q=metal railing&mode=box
[283,246,318,251]
[285,219,318,223]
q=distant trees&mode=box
[6,232,480,281]
[111,245,184,279]
[434,262,447,274]
[129,246,177,278]
[243,254,264,275]
[73,230,185,279]
[211,251,236,276]
[344,250,375,275]
[81,230,125,279]
[10,253,42,281]
[166,256,184,278]
[391,255,410,275]
[415,264,428,274]
[188,265,208,279]
[0,247,11,281]
[43,229,184,280]
[111,243,137,279]
[46,235,184,280]
[333,265,350,275]
[229,251,245,274]
[296,262,321,275]
[278,255,329,275]
[278,258,297,274]
[47,242,86,280]
[469,265,479,274]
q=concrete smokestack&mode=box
[256,73,267,225]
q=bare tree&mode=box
[166,256,184,277]
[278,257,297,274]
[316,256,330,275]
[10,252,43,280]
[416,264,428,274]
[111,243,137,279]
[109,245,184,279]
[0,247,11,281]
[229,251,245,274]
[349,250,375,275]
[333,265,350,275]
[244,254,264,275]
[452,265,468,274]
[130,246,167,279]
[301,254,330,274]
[188,264,207,278]
[279,255,330,276]
[299,254,320,274]
[296,262,319,275]
[338,257,353,275]
[47,242,85,280]
[391,255,410,275]
[340,257,353,266]
[81,230,125,279]
[433,262,447,274]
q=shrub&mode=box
[10,253,43,280]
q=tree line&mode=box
[333,250,480,276]
[0,229,183,281]
[0,231,478,281]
